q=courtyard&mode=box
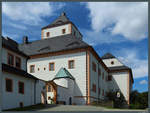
[3,104,147,112]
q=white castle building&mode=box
[0,12,134,110]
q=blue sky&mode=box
[2,2,148,92]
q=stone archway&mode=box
[46,81,57,104]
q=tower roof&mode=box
[53,67,75,80]
[101,53,116,59]
[42,12,70,30]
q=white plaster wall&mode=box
[43,24,70,39]
[107,72,128,101]
[35,80,46,104]
[57,79,74,105]
[2,72,36,110]
[27,52,87,99]
[102,58,124,67]
[89,52,109,101]
[2,48,27,71]
[54,78,68,88]
[74,97,86,105]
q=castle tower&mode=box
[41,12,83,40]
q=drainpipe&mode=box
[34,80,36,105]
[0,3,2,111]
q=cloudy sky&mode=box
[2,2,148,92]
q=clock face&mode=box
[117,92,120,98]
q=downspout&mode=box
[34,80,36,104]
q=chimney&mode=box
[23,36,28,44]
[61,12,66,16]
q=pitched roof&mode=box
[108,65,131,71]
[101,53,116,59]
[53,67,75,80]
[42,12,70,30]
[2,63,38,80]
[2,36,28,57]
[19,34,90,56]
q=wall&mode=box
[102,58,124,67]
[89,52,109,102]
[56,78,74,105]
[35,80,46,104]
[54,78,68,88]
[42,24,70,39]
[2,72,36,110]
[2,48,27,71]
[107,72,129,102]
[27,52,87,103]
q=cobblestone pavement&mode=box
[37,105,147,112]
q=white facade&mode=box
[102,57,132,103]
[102,58,124,67]
[42,24,71,39]
[2,72,35,110]
[89,52,109,101]
[42,23,82,40]
[2,48,27,71]
[108,72,129,102]
[1,46,46,110]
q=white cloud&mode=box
[9,23,27,30]
[139,80,147,85]
[81,28,125,45]
[2,2,65,25]
[117,49,148,78]
[84,2,148,41]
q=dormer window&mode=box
[111,61,114,65]
[16,56,21,69]
[8,53,14,66]
[46,32,50,37]
[62,29,66,34]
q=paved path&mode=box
[37,105,147,112]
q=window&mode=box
[49,62,55,71]
[16,56,21,69]
[30,65,35,73]
[108,75,112,81]
[62,29,66,34]
[92,62,96,72]
[98,68,101,76]
[68,60,75,69]
[111,61,114,65]
[92,84,96,92]
[102,72,104,80]
[18,81,24,94]
[46,32,50,37]
[6,78,13,92]
[8,53,14,66]
[102,89,104,96]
